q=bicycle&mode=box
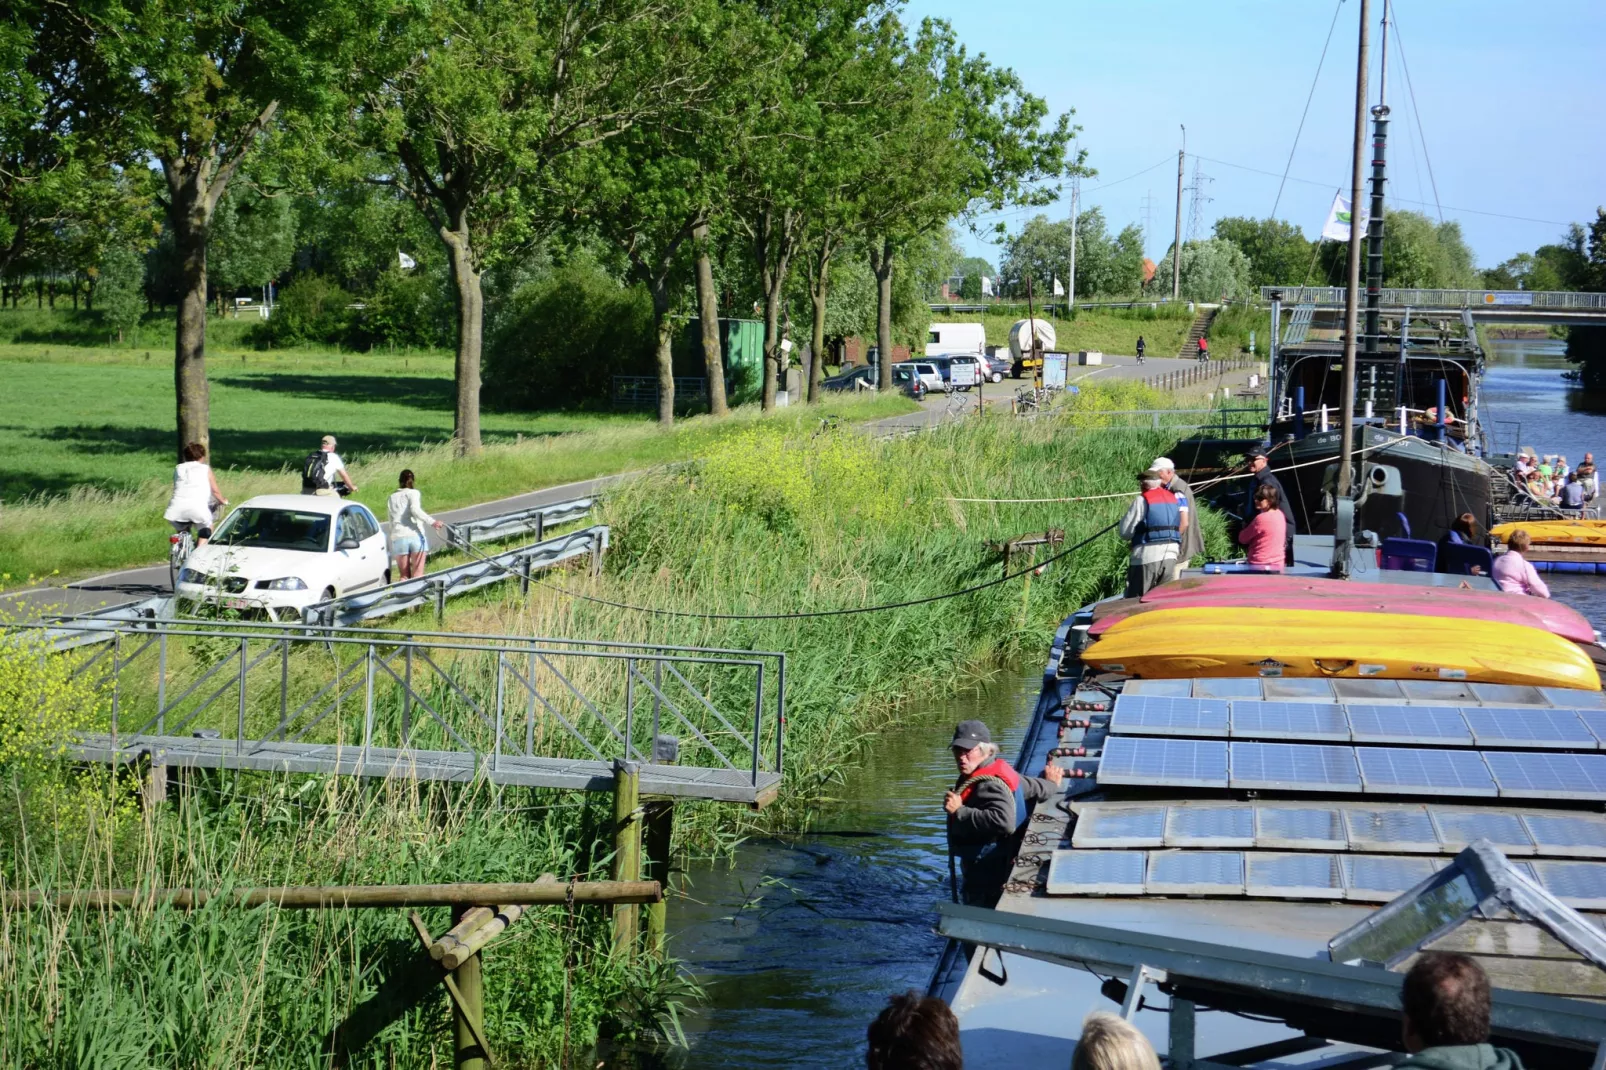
[168,500,225,592]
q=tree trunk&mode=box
[441,214,483,454]
[754,208,793,412]
[693,223,728,415]
[807,240,832,404]
[651,278,675,427]
[172,200,211,458]
[870,236,895,390]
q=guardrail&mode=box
[12,617,785,805]
[301,526,607,628]
[445,495,593,547]
[1262,287,1606,310]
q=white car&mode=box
[176,494,390,620]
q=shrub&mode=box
[254,273,355,348]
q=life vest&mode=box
[950,758,1029,868]
[1134,487,1181,546]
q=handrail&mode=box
[1262,286,1606,310]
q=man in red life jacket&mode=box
[944,720,1063,906]
[1118,469,1184,597]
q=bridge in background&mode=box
[1262,287,1606,326]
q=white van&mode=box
[926,322,986,359]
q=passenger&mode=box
[164,442,228,547]
[1440,513,1479,547]
[1557,455,1571,480]
[302,434,359,497]
[1397,953,1524,1070]
[1514,454,1533,477]
[1492,530,1550,599]
[945,720,1063,907]
[1561,472,1588,511]
[1072,1011,1161,1070]
[1150,457,1199,580]
[1238,484,1287,569]
[1244,447,1296,561]
[866,992,963,1070]
[1119,470,1183,597]
[1578,453,1599,501]
[387,469,445,580]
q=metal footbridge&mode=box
[19,617,785,806]
[1262,286,1606,326]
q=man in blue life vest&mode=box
[1119,468,1186,597]
[944,720,1063,906]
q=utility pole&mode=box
[1172,126,1185,302]
[1067,179,1078,315]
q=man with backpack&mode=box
[302,435,358,497]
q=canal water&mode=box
[665,338,1606,1068]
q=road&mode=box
[3,473,628,619]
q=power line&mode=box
[1272,0,1347,220]
[1387,4,1444,223]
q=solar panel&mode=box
[1428,809,1535,855]
[1485,752,1606,801]
[1343,808,1440,853]
[1071,806,1166,848]
[1468,683,1547,707]
[1261,678,1340,702]
[1165,807,1254,847]
[1354,747,1498,797]
[1245,853,1344,899]
[1230,742,1361,792]
[1045,850,1146,896]
[1341,855,1436,902]
[1193,678,1266,699]
[1521,814,1606,859]
[1345,705,1472,746]
[1332,679,1406,702]
[1255,807,1347,850]
[1533,861,1606,910]
[1541,688,1606,710]
[1097,737,1229,789]
[1230,701,1350,741]
[1145,850,1245,895]
[1459,707,1596,750]
[1575,710,1606,749]
[1110,695,1229,737]
[1399,680,1476,705]
[1122,679,1192,697]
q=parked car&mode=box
[176,494,391,621]
[893,360,944,393]
[978,350,1008,383]
[945,355,983,390]
[822,364,926,399]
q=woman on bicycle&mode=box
[388,469,445,580]
[164,442,226,546]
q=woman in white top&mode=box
[163,442,227,546]
[387,469,444,579]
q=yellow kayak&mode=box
[1492,519,1606,546]
[1081,606,1601,691]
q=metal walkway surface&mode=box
[21,617,785,807]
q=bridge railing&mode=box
[9,618,785,804]
[1262,287,1606,310]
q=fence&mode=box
[612,376,710,411]
[1262,287,1606,311]
[16,616,785,805]
[1140,358,1255,392]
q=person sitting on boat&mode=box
[1561,471,1589,511]
[1514,454,1534,477]
[1557,455,1571,480]
[1238,484,1287,570]
[1397,953,1524,1070]
[1151,457,1200,579]
[1578,453,1599,500]
[944,719,1063,907]
[1119,469,1185,597]
[1440,513,1480,548]
[1492,530,1550,599]
[866,992,962,1070]
[1073,1012,1161,1070]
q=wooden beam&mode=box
[5,880,662,910]
[614,759,642,957]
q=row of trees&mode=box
[4,0,1077,452]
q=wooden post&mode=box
[643,800,674,957]
[613,759,641,956]
[140,750,167,810]
[450,906,488,1070]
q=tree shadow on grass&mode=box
[213,372,456,413]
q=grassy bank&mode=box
[0,393,916,583]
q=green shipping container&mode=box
[676,318,766,408]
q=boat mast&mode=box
[1364,1,1390,363]
[1333,0,1370,578]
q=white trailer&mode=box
[925,322,986,358]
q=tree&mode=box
[357,0,708,451]
[1211,216,1313,289]
[95,245,145,342]
[69,0,360,457]
[1155,238,1253,302]
[1001,209,1145,299]
[1316,209,1477,289]
[209,187,296,312]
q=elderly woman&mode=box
[1493,530,1550,599]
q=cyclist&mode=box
[1135,335,1146,364]
[1196,335,1209,363]
[164,442,227,546]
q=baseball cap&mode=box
[950,720,991,750]
[1151,456,1175,471]
[1247,447,1268,460]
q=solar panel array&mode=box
[1094,736,1606,800]
[1119,678,1605,709]
[1047,848,1604,905]
[1071,802,1606,858]
[1109,695,1606,749]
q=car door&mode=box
[336,506,385,591]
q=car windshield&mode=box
[213,507,332,553]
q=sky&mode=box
[903,0,1606,272]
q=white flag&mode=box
[1052,277,1065,296]
[981,275,994,296]
[1320,192,1367,243]
[398,250,417,270]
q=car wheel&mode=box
[991,372,1003,383]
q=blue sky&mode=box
[904,0,1606,271]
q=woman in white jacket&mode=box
[387,469,444,579]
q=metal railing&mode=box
[302,526,608,628]
[13,617,785,804]
[612,376,710,411]
[1262,287,1606,310]
[445,495,593,547]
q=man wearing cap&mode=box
[302,435,358,497]
[944,720,1064,906]
[1151,457,1199,580]
[1245,448,1296,561]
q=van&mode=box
[926,322,986,359]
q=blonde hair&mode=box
[1072,1012,1160,1070]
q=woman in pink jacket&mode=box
[1238,484,1287,569]
[1492,529,1551,598]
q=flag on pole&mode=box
[398,250,417,270]
[981,276,994,296]
[1052,277,1065,296]
[1319,192,1367,243]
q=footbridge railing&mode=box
[12,618,785,805]
[1262,286,1606,311]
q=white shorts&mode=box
[164,503,213,527]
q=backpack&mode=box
[301,450,329,491]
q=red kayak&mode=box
[1088,573,1597,645]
